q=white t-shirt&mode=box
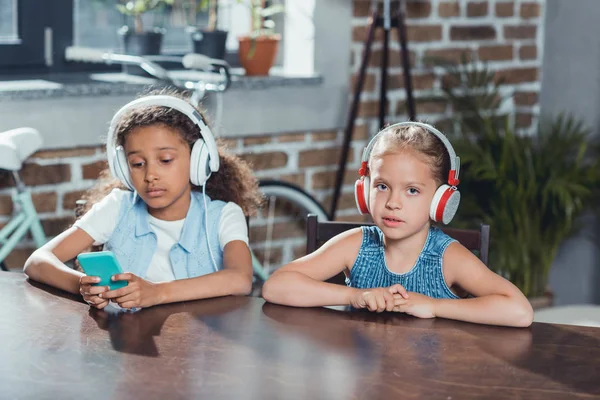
[74,189,248,282]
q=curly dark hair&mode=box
[80,88,263,217]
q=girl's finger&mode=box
[86,285,110,295]
[95,300,110,310]
[101,285,135,300]
[114,292,137,304]
[375,295,386,313]
[118,301,140,310]
[112,273,134,282]
[80,276,101,285]
[366,296,378,312]
[389,284,409,299]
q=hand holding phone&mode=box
[76,251,128,291]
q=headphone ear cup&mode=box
[430,184,461,224]
[114,146,134,191]
[354,176,371,215]
[190,138,211,186]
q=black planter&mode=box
[119,28,164,76]
[190,29,228,60]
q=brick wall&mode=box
[351,0,543,133]
[0,0,544,269]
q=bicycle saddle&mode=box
[0,127,42,171]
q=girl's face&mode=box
[368,150,438,242]
[123,124,192,220]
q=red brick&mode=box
[519,44,537,60]
[311,131,338,142]
[495,2,514,17]
[82,161,108,180]
[0,195,12,215]
[277,133,307,143]
[425,48,472,64]
[406,1,432,18]
[352,72,376,92]
[520,2,540,19]
[324,192,360,213]
[407,25,443,42]
[240,152,288,170]
[514,91,539,106]
[451,26,496,41]
[389,73,436,91]
[0,171,15,189]
[311,169,357,190]
[439,1,460,18]
[352,26,384,42]
[219,138,238,149]
[279,173,305,188]
[353,1,373,17]
[369,49,416,68]
[21,163,71,186]
[504,25,537,39]
[478,45,513,61]
[516,112,534,128]
[41,217,75,237]
[299,148,353,168]
[33,147,98,159]
[32,192,57,213]
[417,99,448,114]
[63,190,89,210]
[353,124,370,140]
[496,68,538,84]
[467,2,488,17]
[358,100,383,118]
[243,136,272,146]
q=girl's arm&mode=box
[407,243,534,327]
[23,227,96,294]
[156,240,254,303]
[262,228,366,307]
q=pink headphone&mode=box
[354,122,461,225]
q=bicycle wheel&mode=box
[250,180,329,281]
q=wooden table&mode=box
[2,272,600,399]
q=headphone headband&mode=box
[106,95,220,178]
[360,121,460,186]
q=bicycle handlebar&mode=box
[65,46,231,92]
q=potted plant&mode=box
[436,58,600,305]
[182,0,229,60]
[237,0,284,76]
[115,0,173,55]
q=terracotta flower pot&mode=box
[237,34,281,76]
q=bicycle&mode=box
[64,47,329,282]
[0,128,47,271]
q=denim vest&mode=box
[348,226,459,299]
[104,191,225,280]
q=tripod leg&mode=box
[380,25,389,129]
[396,2,416,120]
[329,11,379,220]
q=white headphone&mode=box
[106,95,220,191]
[106,94,221,272]
[354,121,461,225]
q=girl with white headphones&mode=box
[24,90,263,310]
[263,122,533,327]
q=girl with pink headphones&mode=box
[24,90,262,310]
[263,122,533,327]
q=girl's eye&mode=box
[161,159,173,164]
[407,188,420,195]
[129,161,144,168]
[376,183,388,191]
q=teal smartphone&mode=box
[76,251,128,290]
